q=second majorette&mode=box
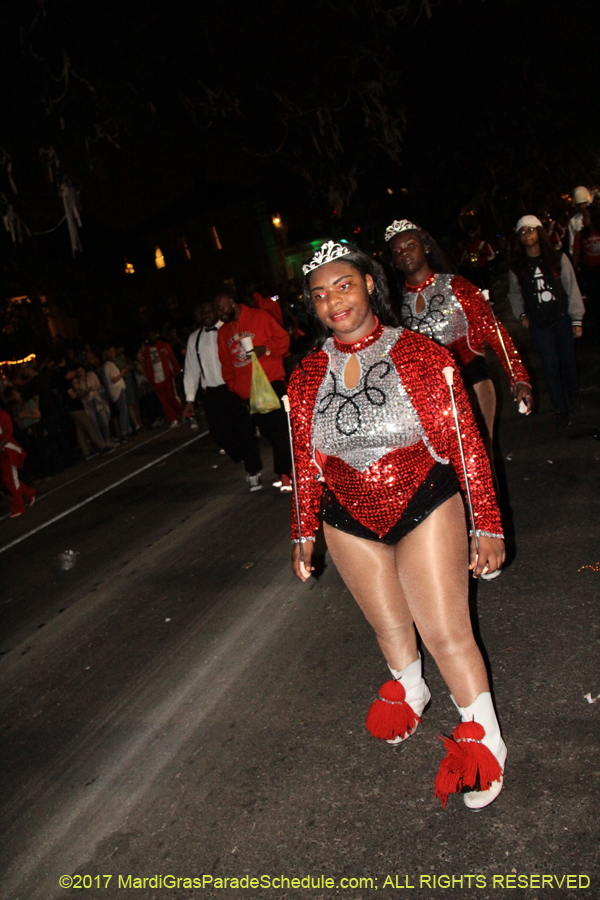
[385,219,533,465]
[288,240,507,810]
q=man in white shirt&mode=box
[184,302,262,488]
[184,303,226,424]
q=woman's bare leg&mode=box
[324,523,418,671]
[324,494,489,707]
[471,378,497,485]
[394,494,488,706]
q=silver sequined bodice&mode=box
[312,327,427,472]
[401,274,469,347]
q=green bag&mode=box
[249,354,281,414]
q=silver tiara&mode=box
[384,219,420,242]
[302,240,351,275]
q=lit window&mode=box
[155,247,166,269]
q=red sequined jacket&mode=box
[403,273,530,386]
[288,324,503,542]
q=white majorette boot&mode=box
[434,691,507,811]
[365,652,431,744]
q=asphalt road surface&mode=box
[1,310,599,900]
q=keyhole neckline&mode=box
[414,293,426,315]
[343,353,361,390]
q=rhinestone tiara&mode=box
[302,240,352,275]
[384,219,420,242]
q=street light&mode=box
[155,247,166,269]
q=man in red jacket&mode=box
[142,330,184,427]
[216,291,292,492]
[0,408,36,518]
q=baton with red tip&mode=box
[282,395,305,566]
[442,366,479,556]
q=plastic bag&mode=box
[249,355,281,414]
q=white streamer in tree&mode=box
[59,176,83,255]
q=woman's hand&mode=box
[573,325,583,339]
[470,536,505,578]
[521,315,530,329]
[511,382,533,413]
[291,541,315,582]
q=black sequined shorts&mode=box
[461,355,491,389]
[321,462,460,545]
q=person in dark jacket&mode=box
[507,215,585,428]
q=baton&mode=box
[282,395,305,566]
[481,289,516,384]
[442,366,479,556]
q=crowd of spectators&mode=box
[0,334,175,490]
[2,186,598,514]
[0,282,315,509]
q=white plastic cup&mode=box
[240,336,254,353]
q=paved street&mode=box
[1,305,599,900]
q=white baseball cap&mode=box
[516,215,542,232]
[573,186,591,204]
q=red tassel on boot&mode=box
[365,680,422,741]
[434,721,503,808]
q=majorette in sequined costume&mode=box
[384,219,530,391]
[291,240,508,812]
[288,318,502,544]
[400,271,530,388]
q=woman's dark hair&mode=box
[511,226,561,279]
[302,246,398,351]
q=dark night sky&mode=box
[2,0,600,240]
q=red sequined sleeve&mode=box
[452,276,531,386]
[287,353,328,542]
[392,332,504,539]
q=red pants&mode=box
[0,455,36,515]
[153,379,183,423]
